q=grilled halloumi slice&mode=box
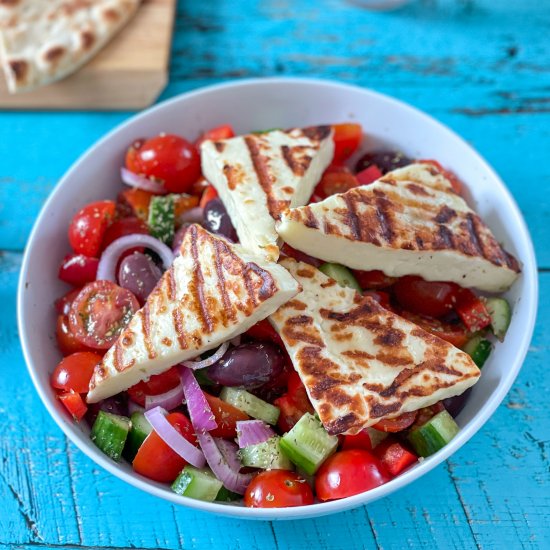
[269,259,481,436]
[277,162,520,292]
[200,126,334,262]
[87,225,300,403]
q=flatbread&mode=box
[0,0,141,93]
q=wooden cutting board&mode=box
[0,0,176,110]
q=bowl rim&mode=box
[17,76,538,520]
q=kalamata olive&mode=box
[85,393,128,427]
[203,198,238,242]
[207,342,285,389]
[443,388,472,418]
[118,251,162,304]
[355,150,412,174]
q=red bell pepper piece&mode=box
[58,390,88,421]
[356,165,383,185]
[454,289,491,332]
[373,437,418,476]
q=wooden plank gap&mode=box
[268,521,280,550]
[363,506,383,549]
[64,437,84,545]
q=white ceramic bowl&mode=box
[18,78,538,520]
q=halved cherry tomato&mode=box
[419,160,463,195]
[244,470,313,508]
[245,318,284,347]
[125,134,201,194]
[315,450,390,501]
[286,371,313,414]
[342,429,372,451]
[58,391,88,421]
[356,165,383,185]
[55,288,82,315]
[101,216,149,251]
[454,288,491,332]
[315,165,360,199]
[68,200,116,257]
[373,438,418,476]
[56,314,94,356]
[280,243,322,267]
[371,411,418,433]
[58,254,99,287]
[363,290,392,310]
[204,393,250,438]
[274,386,314,434]
[195,124,235,148]
[117,188,154,221]
[51,352,103,393]
[332,123,362,164]
[127,366,183,407]
[133,412,197,483]
[353,269,396,290]
[393,276,459,319]
[398,310,470,348]
[68,281,139,350]
[199,185,219,209]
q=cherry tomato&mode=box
[245,318,284,347]
[195,124,235,148]
[199,185,219,209]
[371,411,418,433]
[274,392,313,433]
[286,371,313,414]
[101,216,149,251]
[58,391,88,421]
[332,123,362,164]
[117,188,154,221]
[244,470,314,508]
[356,164,383,185]
[58,254,99,286]
[56,314,94,355]
[125,134,201,194]
[342,429,372,451]
[398,310,470,348]
[68,200,116,257]
[68,281,139,350]
[353,269,396,290]
[315,165,360,199]
[393,276,458,318]
[315,450,390,501]
[127,367,183,407]
[51,351,103,393]
[204,393,250,438]
[419,160,463,195]
[55,288,82,315]
[133,412,197,483]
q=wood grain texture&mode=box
[0,0,548,548]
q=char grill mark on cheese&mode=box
[189,225,214,333]
[213,239,236,326]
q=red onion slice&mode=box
[177,206,204,226]
[97,234,174,282]
[236,420,275,448]
[145,383,184,412]
[180,341,229,370]
[180,367,217,433]
[215,438,243,472]
[121,167,168,195]
[197,432,254,495]
[144,406,205,468]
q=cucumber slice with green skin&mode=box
[485,297,512,341]
[215,486,242,502]
[90,411,130,462]
[279,413,338,475]
[319,263,362,292]
[239,436,294,470]
[148,195,174,245]
[408,410,460,457]
[220,387,280,425]
[463,335,492,368]
[122,411,152,462]
[171,466,223,502]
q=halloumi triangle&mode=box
[269,258,481,436]
[277,162,520,292]
[87,224,300,403]
[200,126,334,262]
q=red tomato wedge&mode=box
[315,165,360,199]
[356,164,383,185]
[371,411,418,433]
[51,351,102,393]
[353,269,396,290]
[68,200,116,257]
[133,412,197,483]
[332,123,362,163]
[244,470,314,508]
[204,393,250,438]
[127,366,182,407]
[419,160,463,195]
[58,391,88,421]
[393,276,458,318]
[342,429,372,451]
[398,310,470,348]
[245,318,284,347]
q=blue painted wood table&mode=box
[1,1,548,548]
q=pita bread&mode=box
[0,0,140,93]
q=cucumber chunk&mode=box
[319,262,362,292]
[215,486,242,502]
[485,297,512,341]
[408,410,460,457]
[148,195,175,245]
[279,413,338,475]
[123,411,153,462]
[239,436,293,470]
[463,335,492,368]
[90,411,130,462]
[220,387,280,425]
[172,466,223,502]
